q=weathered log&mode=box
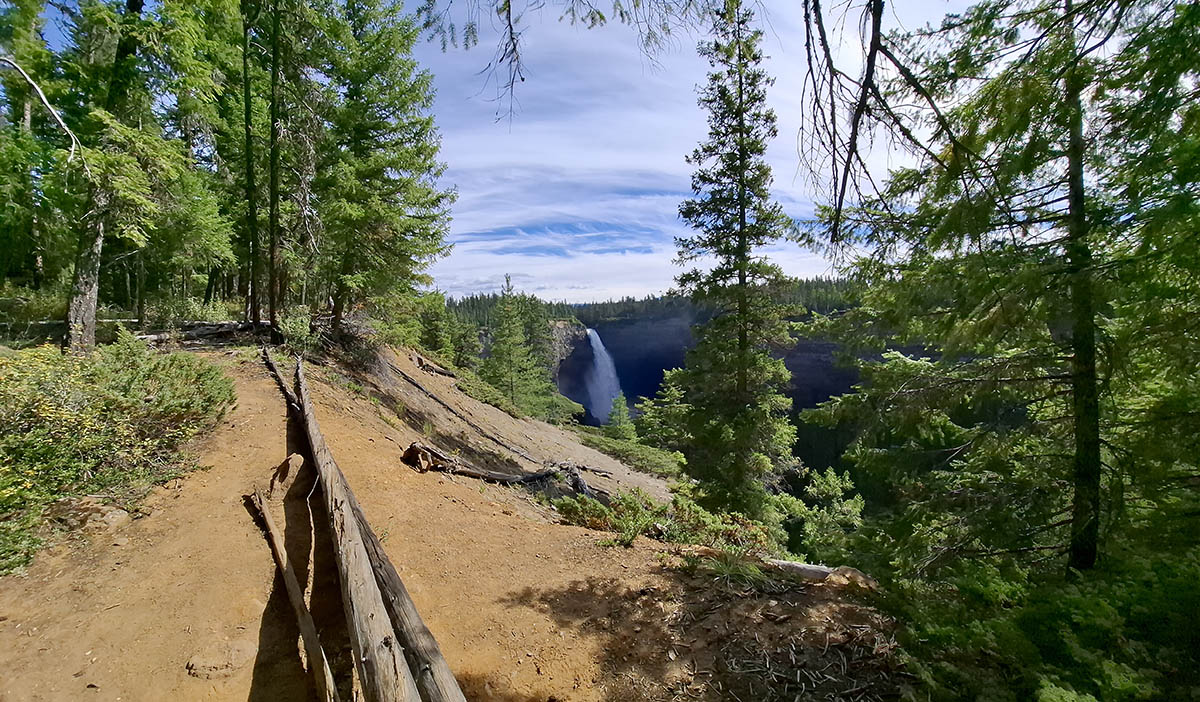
[136,320,270,344]
[764,558,835,581]
[294,360,421,702]
[346,495,467,702]
[403,443,610,504]
[250,489,340,702]
[402,442,557,485]
[412,354,456,379]
[763,559,879,589]
[262,347,300,412]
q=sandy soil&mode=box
[0,347,901,702]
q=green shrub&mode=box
[554,488,667,547]
[572,426,684,479]
[279,306,322,357]
[554,489,775,556]
[553,493,616,531]
[144,296,237,328]
[0,330,236,571]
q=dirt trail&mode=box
[0,349,901,702]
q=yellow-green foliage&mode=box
[572,425,684,479]
[0,330,236,571]
[554,489,775,556]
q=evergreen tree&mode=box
[416,291,454,360]
[604,391,636,441]
[674,0,796,518]
[479,275,547,411]
[634,368,691,452]
[449,314,481,370]
[320,0,454,335]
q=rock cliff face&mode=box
[549,320,589,381]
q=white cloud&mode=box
[414,1,968,301]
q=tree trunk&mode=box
[64,0,145,353]
[136,251,146,327]
[203,267,218,304]
[331,249,353,337]
[241,1,261,326]
[66,188,107,353]
[1064,0,1101,572]
[267,0,281,330]
[293,361,422,702]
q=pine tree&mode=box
[320,0,454,335]
[674,0,796,518]
[479,275,547,411]
[417,292,455,360]
[604,391,637,441]
[634,368,691,452]
[449,314,481,370]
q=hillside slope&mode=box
[0,347,901,701]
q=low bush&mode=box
[143,296,239,328]
[278,306,323,357]
[0,330,236,572]
[554,489,776,557]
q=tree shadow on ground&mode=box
[494,563,906,702]
[246,407,354,701]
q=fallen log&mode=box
[294,360,421,702]
[412,354,456,379]
[764,559,880,589]
[262,347,300,412]
[764,558,835,581]
[137,321,267,344]
[250,489,340,702]
[402,443,610,502]
[401,442,557,485]
[346,495,468,702]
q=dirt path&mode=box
[0,349,900,702]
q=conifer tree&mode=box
[604,391,637,441]
[675,0,795,518]
[634,368,691,452]
[479,275,546,411]
[320,0,454,335]
[449,314,481,370]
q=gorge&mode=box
[553,314,859,467]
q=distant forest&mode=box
[447,276,854,329]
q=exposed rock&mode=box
[549,320,588,381]
[185,639,255,679]
[45,497,131,532]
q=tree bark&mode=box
[267,0,281,329]
[331,248,353,337]
[66,189,107,352]
[241,0,262,326]
[1064,0,1101,572]
[293,361,421,702]
[64,0,145,353]
[250,489,341,702]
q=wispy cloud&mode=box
[414,2,963,301]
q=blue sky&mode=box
[413,1,965,302]
[412,4,826,302]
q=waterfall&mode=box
[583,328,622,422]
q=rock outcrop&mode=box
[549,320,588,381]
